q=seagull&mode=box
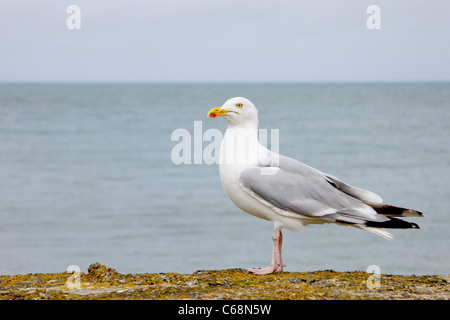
[207,97,423,275]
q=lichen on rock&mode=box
[0,264,448,300]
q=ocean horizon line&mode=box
[0,80,449,86]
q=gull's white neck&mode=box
[220,122,260,167]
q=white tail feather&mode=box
[356,226,394,240]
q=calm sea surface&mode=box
[0,83,449,275]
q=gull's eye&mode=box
[236,103,243,108]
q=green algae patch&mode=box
[0,263,448,300]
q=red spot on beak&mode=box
[210,113,217,118]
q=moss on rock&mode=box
[0,263,448,300]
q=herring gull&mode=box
[207,97,423,275]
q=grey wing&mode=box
[238,154,388,225]
[324,174,383,204]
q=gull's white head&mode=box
[207,97,258,127]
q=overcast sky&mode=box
[0,0,449,82]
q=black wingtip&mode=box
[370,204,425,218]
[366,217,421,229]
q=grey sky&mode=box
[0,0,449,82]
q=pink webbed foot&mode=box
[247,264,284,275]
[247,227,285,275]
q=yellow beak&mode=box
[207,107,234,118]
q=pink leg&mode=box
[247,227,285,275]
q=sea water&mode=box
[0,83,448,275]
